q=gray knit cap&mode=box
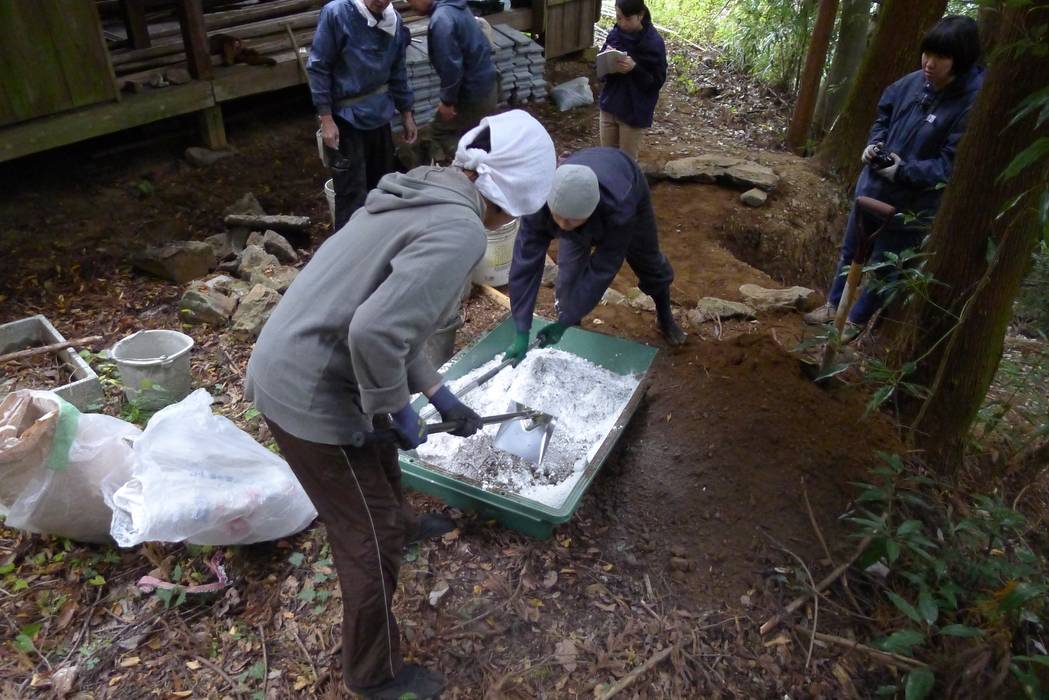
[547,164,599,219]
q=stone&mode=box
[228,226,251,253]
[184,146,232,168]
[234,244,280,280]
[204,274,253,301]
[739,283,820,311]
[740,188,768,207]
[625,287,656,312]
[164,67,191,85]
[131,241,215,284]
[687,298,757,325]
[203,232,235,261]
[232,284,282,339]
[260,230,299,264]
[541,255,558,287]
[664,153,780,192]
[224,193,266,218]
[179,282,236,326]
[249,264,299,293]
[601,288,627,305]
[638,159,668,182]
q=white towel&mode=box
[453,110,555,218]
[352,0,399,36]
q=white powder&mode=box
[415,348,639,509]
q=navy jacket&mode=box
[428,0,496,105]
[857,65,985,221]
[307,0,413,130]
[598,23,667,128]
[510,148,648,331]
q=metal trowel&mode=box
[492,400,556,466]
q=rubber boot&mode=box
[350,663,445,699]
[406,512,457,545]
[653,291,687,346]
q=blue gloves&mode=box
[504,331,531,367]
[429,385,482,437]
[391,403,426,450]
[537,321,569,347]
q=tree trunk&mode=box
[786,0,840,153]
[890,4,1049,469]
[815,0,947,183]
[813,0,872,135]
[978,4,1003,59]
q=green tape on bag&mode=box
[44,396,81,472]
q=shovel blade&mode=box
[492,401,555,465]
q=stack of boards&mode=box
[400,21,547,130]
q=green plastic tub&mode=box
[401,317,658,538]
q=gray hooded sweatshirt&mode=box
[245,166,486,444]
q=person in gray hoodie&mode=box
[245,110,555,699]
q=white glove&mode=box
[861,144,878,164]
[874,153,902,181]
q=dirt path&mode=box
[1,54,900,698]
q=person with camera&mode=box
[245,111,556,699]
[804,15,985,332]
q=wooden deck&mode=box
[0,7,533,164]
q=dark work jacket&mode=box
[856,65,985,223]
[428,0,496,105]
[598,23,667,128]
[307,0,413,129]
[509,148,647,331]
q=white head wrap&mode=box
[452,110,556,217]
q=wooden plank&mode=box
[121,0,152,49]
[40,0,119,110]
[212,53,307,102]
[0,2,71,124]
[0,81,214,163]
[176,0,213,79]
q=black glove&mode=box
[428,385,482,437]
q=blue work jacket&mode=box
[307,0,413,130]
[509,148,648,331]
[428,0,496,105]
[857,65,985,221]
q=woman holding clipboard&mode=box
[597,0,667,161]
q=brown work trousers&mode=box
[266,417,414,690]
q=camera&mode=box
[869,143,895,171]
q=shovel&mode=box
[811,196,897,381]
[351,409,547,447]
[492,400,556,466]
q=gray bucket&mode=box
[425,314,465,368]
[110,330,194,410]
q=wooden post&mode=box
[175,0,212,80]
[120,0,151,49]
[198,105,227,149]
[786,0,840,153]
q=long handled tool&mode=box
[350,409,545,447]
[493,400,556,466]
[816,196,896,378]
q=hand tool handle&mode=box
[420,337,542,420]
[352,410,538,447]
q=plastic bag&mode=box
[105,389,316,547]
[0,390,139,543]
[550,76,594,112]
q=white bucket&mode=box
[110,330,194,411]
[324,179,336,228]
[471,218,519,287]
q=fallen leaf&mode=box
[109,674,125,687]
[167,692,193,699]
[51,665,77,697]
[293,676,311,691]
[428,580,450,607]
[542,570,558,588]
[185,660,202,671]
[554,639,578,672]
[119,656,140,668]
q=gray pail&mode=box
[425,314,465,368]
[111,330,194,410]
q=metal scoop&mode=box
[492,400,556,466]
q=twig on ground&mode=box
[190,654,246,699]
[801,478,864,616]
[759,534,873,635]
[796,626,927,670]
[291,626,318,681]
[257,623,268,699]
[595,645,675,700]
[761,530,818,670]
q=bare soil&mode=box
[1,50,906,699]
